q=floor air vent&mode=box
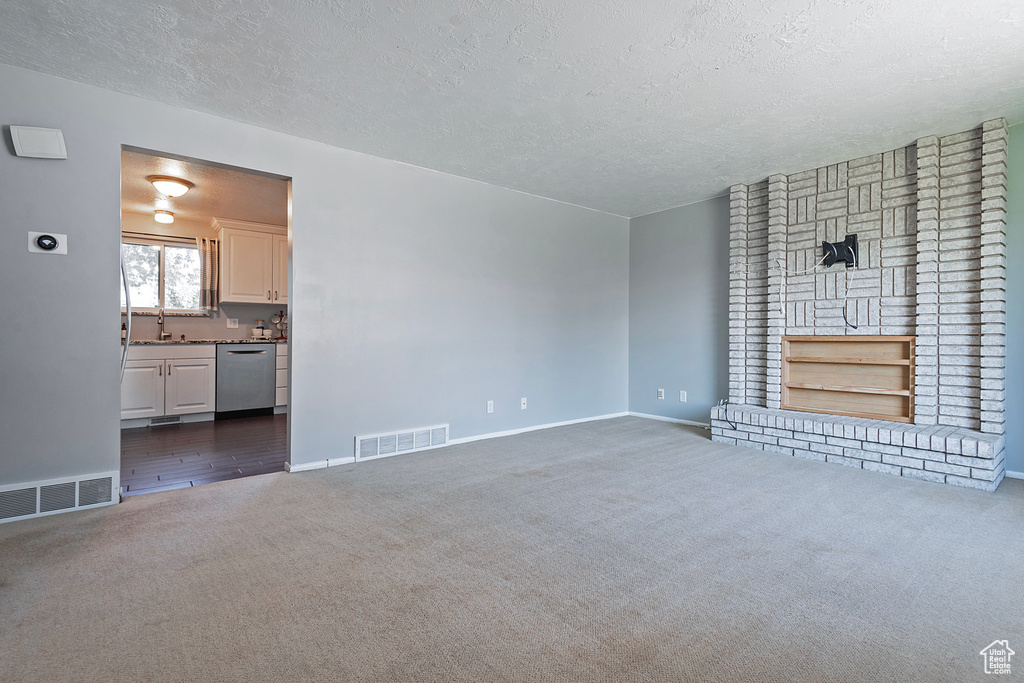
[0,472,118,524]
[151,415,182,425]
[356,424,449,462]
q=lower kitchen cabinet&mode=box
[121,359,166,419]
[275,342,288,407]
[121,345,216,421]
[165,358,217,415]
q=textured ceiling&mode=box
[121,150,288,227]
[3,1,1024,217]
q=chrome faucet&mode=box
[157,308,172,341]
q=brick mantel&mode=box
[715,119,1008,490]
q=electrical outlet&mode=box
[486,400,494,414]
[680,391,687,402]
[657,388,665,400]
[226,318,238,329]
[520,397,527,410]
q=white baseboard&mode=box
[286,456,355,473]
[286,411,653,473]
[121,412,215,430]
[448,412,629,446]
[1006,470,1024,480]
[628,411,711,429]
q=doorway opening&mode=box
[118,147,291,496]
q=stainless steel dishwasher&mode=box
[216,343,277,413]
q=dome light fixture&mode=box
[154,210,175,224]
[147,175,194,198]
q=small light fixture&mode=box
[154,210,175,224]
[147,175,194,198]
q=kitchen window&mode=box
[121,237,203,313]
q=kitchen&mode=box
[118,149,291,496]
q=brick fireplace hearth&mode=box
[711,119,1008,491]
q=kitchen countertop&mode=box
[129,338,287,345]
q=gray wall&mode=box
[628,196,730,422]
[1004,123,1023,474]
[0,64,629,485]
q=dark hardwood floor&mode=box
[121,414,287,496]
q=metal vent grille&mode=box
[359,438,379,459]
[0,488,36,520]
[79,477,113,506]
[151,416,181,425]
[0,472,117,524]
[397,432,415,452]
[378,434,397,456]
[355,424,450,462]
[40,482,76,513]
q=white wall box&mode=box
[212,218,288,304]
[121,345,217,424]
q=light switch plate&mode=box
[27,231,67,255]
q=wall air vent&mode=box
[79,477,113,506]
[0,488,37,520]
[39,482,76,513]
[355,424,449,462]
[0,472,118,524]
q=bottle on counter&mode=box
[121,322,127,342]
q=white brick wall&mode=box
[979,120,1008,435]
[915,135,940,425]
[721,119,1009,489]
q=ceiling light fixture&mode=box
[154,210,175,224]
[147,175,194,198]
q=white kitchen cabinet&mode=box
[165,358,217,415]
[212,218,287,304]
[121,359,165,419]
[272,233,288,304]
[121,345,217,421]
[275,342,288,407]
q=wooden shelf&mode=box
[786,356,911,366]
[784,382,910,396]
[782,336,915,423]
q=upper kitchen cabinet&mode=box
[213,218,288,304]
[273,233,288,304]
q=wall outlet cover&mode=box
[226,318,239,328]
[680,391,687,402]
[657,388,665,400]
[486,400,493,414]
[520,397,527,410]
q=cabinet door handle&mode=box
[167,363,172,376]
[159,364,163,376]
[267,290,271,300]
[274,290,278,300]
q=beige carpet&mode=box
[1,417,1022,682]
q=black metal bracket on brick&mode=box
[822,234,859,268]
